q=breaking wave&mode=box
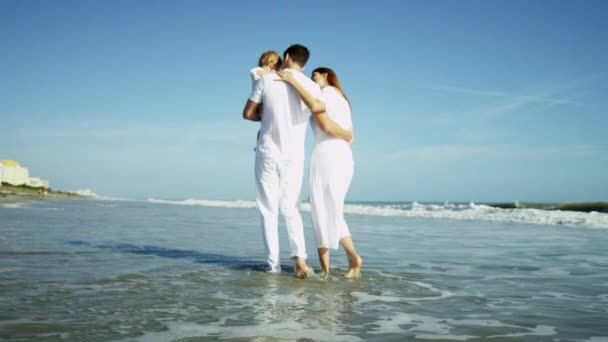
[146,198,608,229]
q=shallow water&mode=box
[1,199,607,341]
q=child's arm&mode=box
[251,67,272,82]
[256,69,272,78]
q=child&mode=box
[250,50,282,89]
[250,51,282,143]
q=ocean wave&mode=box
[343,202,608,229]
[69,189,133,201]
[68,188,99,197]
[146,198,608,229]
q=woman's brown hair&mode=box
[312,67,350,106]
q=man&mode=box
[242,44,323,278]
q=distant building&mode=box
[0,160,50,189]
[27,177,50,189]
[1,160,29,186]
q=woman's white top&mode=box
[312,86,352,151]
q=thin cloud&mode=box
[14,119,257,149]
[357,144,510,164]
[415,74,602,129]
[359,143,607,164]
[425,84,580,106]
[517,144,608,159]
[425,85,508,98]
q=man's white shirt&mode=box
[249,69,321,161]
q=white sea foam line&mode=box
[415,334,476,340]
[447,318,526,329]
[409,280,437,291]
[352,285,454,304]
[147,198,608,229]
[142,308,192,316]
[582,337,608,342]
[367,313,557,339]
[486,300,530,312]
[352,292,403,304]
[0,267,17,273]
[112,319,363,342]
[531,267,571,277]
[211,290,232,300]
[0,318,73,326]
[69,189,133,201]
[486,325,556,338]
[367,312,453,335]
[374,271,407,280]
[536,291,593,301]
[148,198,257,209]
[0,203,23,208]
[212,290,308,321]
[378,263,477,277]
[344,203,608,229]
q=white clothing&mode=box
[250,67,263,92]
[309,86,354,249]
[250,69,321,161]
[250,66,264,82]
[249,69,321,271]
[255,156,306,272]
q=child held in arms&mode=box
[250,51,281,143]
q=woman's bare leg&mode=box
[340,236,362,278]
[317,248,330,274]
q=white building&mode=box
[1,160,29,186]
[27,177,50,189]
[0,160,50,189]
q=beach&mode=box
[1,198,607,341]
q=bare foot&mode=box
[344,254,362,279]
[295,258,309,279]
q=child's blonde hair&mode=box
[258,50,281,68]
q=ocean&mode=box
[1,198,607,341]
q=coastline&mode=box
[0,184,83,206]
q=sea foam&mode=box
[146,198,608,229]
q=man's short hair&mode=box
[283,44,310,67]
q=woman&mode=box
[278,67,362,278]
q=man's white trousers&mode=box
[255,156,308,273]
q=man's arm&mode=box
[243,100,262,121]
[314,112,353,142]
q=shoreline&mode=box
[0,185,84,206]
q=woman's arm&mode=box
[277,70,325,114]
[314,112,353,143]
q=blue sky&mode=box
[1,0,607,202]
